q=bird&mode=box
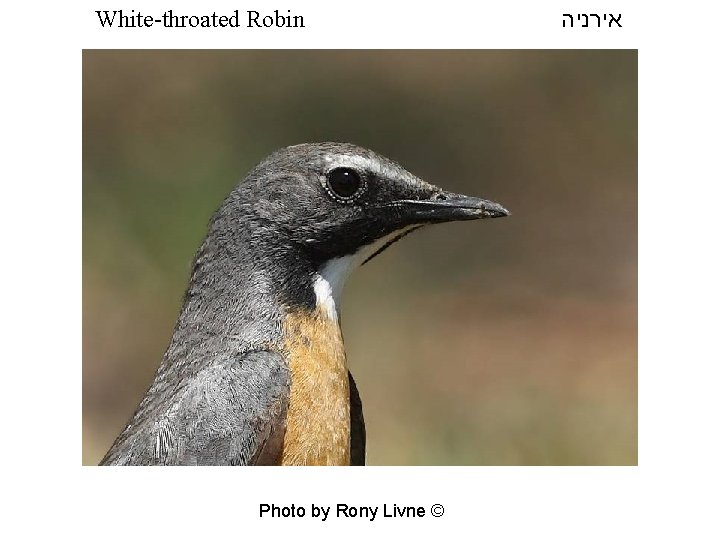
[99,142,509,466]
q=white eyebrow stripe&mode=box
[323,153,382,175]
[322,154,427,189]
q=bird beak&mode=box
[397,192,510,224]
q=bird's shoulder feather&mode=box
[100,350,290,466]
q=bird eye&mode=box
[326,168,363,200]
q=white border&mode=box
[3,0,719,537]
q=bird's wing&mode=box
[100,350,290,466]
[349,371,366,465]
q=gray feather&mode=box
[100,351,289,465]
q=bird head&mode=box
[213,142,509,316]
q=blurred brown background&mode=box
[83,50,637,465]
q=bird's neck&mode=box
[170,226,356,464]
[171,231,348,346]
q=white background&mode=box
[2,0,719,538]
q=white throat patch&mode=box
[313,226,418,322]
[313,256,354,322]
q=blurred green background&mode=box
[83,50,637,465]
